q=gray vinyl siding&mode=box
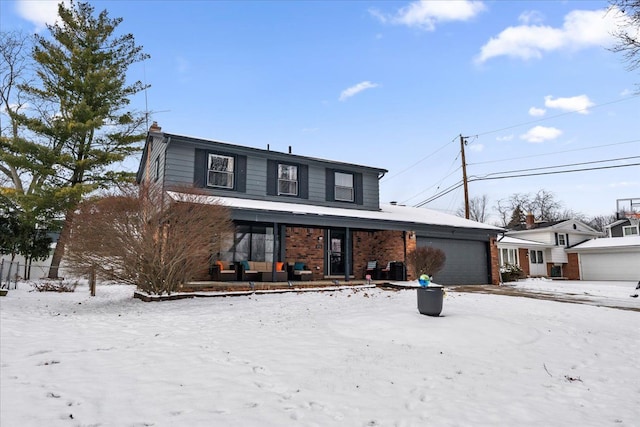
[362,173,380,209]
[308,164,327,203]
[164,141,195,187]
[153,133,387,211]
[245,156,267,196]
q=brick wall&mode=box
[489,237,500,285]
[565,253,580,280]
[285,226,325,280]
[353,230,412,280]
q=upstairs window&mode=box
[278,164,298,196]
[558,233,567,246]
[207,154,234,189]
[334,172,354,202]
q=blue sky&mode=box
[2,0,639,221]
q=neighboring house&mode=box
[496,235,551,278]
[497,213,602,279]
[136,123,502,285]
[605,218,639,237]
[566,236,640,281]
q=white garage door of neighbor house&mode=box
[580,252,640,281]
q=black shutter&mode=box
[325,169,335,202]
[236,155,247,193]
[565,235,569,247]
[355,173,363,205]
[194,149,207,188]
[299,164,308,199]
[554,233,558,245]
[267,160,277,196]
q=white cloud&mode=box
[608,181,640,188]
[528,107,546,117]
[518,10,544,25]
[16,0,70,30]
[339,81,379,101]
[620,88,633,96]
[476,7,623,63]
[544,94,594,114]
[370,0,485,31]
[520,126,562,143]
[496,134,514,142]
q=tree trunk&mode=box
[48,211,72,279]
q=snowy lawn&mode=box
[1,280,639,426]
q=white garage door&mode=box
[579,252,640,281]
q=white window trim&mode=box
[207,154,234,189]
[277,164,298,196]
[335,172,354,202]
[558,233,566,246]
[622,225,639,236]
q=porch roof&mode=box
[497,235,552,247]
[167,191,502,233]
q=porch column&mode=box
[344,227,351,282]
[271,222,278,282]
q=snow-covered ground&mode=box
[1,279,639,426]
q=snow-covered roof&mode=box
[497,235,550,247]
[166,191,502,231]
[567,236,640,252]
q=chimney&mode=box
[525,212,535,229]
[288,146,292,154]
[149,121,161,133]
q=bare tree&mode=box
[407,246,446,278]
[610,0,640,83]
[457,194,490,223]
[588,213,618,233]
[65,185,233,295]
[495,190,566,226]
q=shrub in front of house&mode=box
[407,246,446,280]
[500,263,524,282]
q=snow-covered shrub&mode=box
[500,263,524,282]
[31,280,78,292]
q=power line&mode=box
[414,181,464,207]
[470,94,640,138]
[472,155,640,179]
[399,166,461,205]
[469,162,640,182]
[468,139,640,166]
[381,135,458,183]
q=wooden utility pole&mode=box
[460,134,470,219]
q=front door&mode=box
[328,229,346,276]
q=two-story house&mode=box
[136,123,502,285]
[497,213,602,279]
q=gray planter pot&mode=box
[417,285,443,316]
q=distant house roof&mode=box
[506,219,600,237]
[509,219,564,231]
[497,235,551,247]
[167,191,503,233]
[567,236,640,253]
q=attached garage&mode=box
[568,236,640,281]
[417,236,490,285]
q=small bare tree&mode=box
[407,246,446,278]
[65,184,232,295]
[457,194,490,223]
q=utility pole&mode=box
[460,134,470,219]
